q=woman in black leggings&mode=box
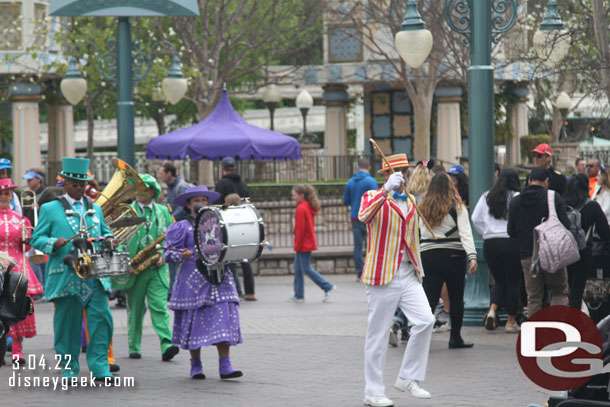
[419,173,478,349]
[472,168,522,332]
[563,174,610,310]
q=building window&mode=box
[367,89,414,159]
[0,3,22,51]
[328,26,363,63]
[34,3,48,50]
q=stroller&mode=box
[546,314,610,406]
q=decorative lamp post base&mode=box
[463,241,490,326]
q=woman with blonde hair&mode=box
[419,173,477,349]
[407,164,432,203]
[289,184,337,303]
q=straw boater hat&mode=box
[377,153,415,174]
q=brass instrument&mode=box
[130,234,166,275]
[74,251,93,279]
[63,238,93,279]
[20,189,48,264]
[94,159,153,245]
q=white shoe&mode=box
[394,378,431,399]
[363,395,394,407]
[287,296,304,303]
[323,285,338,303]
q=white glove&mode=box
[384,172,404,193]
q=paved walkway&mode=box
[0,274,556,406]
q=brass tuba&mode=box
[94,159,154,245]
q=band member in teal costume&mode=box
[31,158,116,379]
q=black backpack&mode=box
[0,263,34,327]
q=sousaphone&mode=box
[94,159,153,245]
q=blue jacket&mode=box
[343,171,378,220]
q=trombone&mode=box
[20,188,48,264]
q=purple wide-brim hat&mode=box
[174,186,221,206]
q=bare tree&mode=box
[158,0,324,121]
[328,1,469,161]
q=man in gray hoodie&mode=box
[344,158,379,280]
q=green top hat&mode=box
[59,157,92,181]
[139,173,161,200]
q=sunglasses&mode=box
[533,153,547,159]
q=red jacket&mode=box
[294,200,318,252]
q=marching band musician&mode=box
[164,186,243,380]
[30,158,117,380]
[0,178,43,364]
[111,174,179,362]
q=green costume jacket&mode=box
[30,196,113,304]
[111,202,172,290]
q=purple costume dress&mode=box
[164,219,242,350]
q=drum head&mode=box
[194,208,225,265]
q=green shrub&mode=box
[520,134,551,164]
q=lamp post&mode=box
[60,39,188,167]
[555,92,572,141]
[394,0,433,69]
[51,1,198,168]
[440,0,568,324]
[296,89,314,142]
[262,84,282,131]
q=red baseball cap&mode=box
[531,143,552,157]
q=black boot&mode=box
[448,337,473,349]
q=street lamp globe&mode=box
[554,91,572,111]
[161,56,188,105]
[60,56,87,105]
[262,84,282,130]
[262,84,282,105]
[533,0,569,67]
[394,0,433,69]
[296,89,313,110]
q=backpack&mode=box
[566,199,592,251]
[531,190,580,274]
[0,263,34,327]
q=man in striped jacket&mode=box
[358,154,435,407]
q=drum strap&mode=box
[57,196,93,213]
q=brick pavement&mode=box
[0,274,556,407]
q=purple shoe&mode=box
[219,356,243,379]
[190,358,205,380]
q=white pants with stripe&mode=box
[364,261,435,397]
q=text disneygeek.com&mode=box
[8,372,135,390]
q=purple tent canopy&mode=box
[146,90,302,161]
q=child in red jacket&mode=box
[289,185,337,303]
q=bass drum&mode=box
[194,204,265,266]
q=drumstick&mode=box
[66,224,96,243]
[369,139,437,240]
[155,244,185,253]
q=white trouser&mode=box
[364,261,435,397]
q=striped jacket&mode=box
[358,188,424,285]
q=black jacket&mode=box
[526,167,566,195]
[573,200,610,247]
[507,185,571,258]
[214,173,249,204]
